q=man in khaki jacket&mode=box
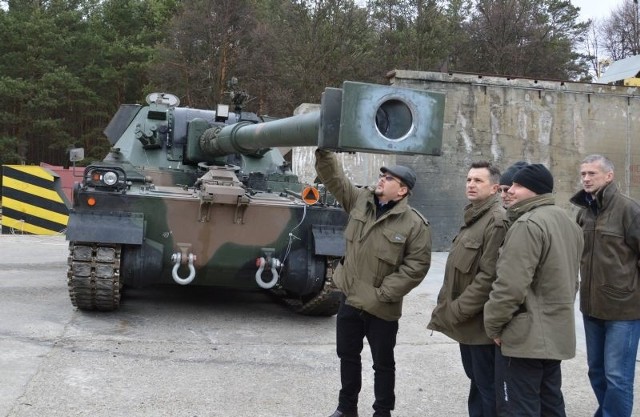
[315,149,431,417]
[484,164,583,417]
[428,160,505,417]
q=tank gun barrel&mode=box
[198,81,446,158]
[200,111,320,157]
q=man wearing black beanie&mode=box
[484,163,584,417]
[511,164,554,195]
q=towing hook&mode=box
[255,256,282,289]
[171,252,196,285]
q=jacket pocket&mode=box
[598,225,624,239]
[428,301,455,331]
[501,312,532,346]
[597,229,637,293]
[332,261,350,293]
[373,228,406,287]
[452,238,482,274]
[451,237,482,295]
[601,283,635,299]
[344,210,366,242]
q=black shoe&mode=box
[328,409,359,417]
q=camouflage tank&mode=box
[65,81,444,315]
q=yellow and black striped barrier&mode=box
[1,165,70,235]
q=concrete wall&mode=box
[389,70,640,250]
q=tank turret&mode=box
[65,81,444,315]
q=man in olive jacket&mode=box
[315,149,431,417]
[428,161,506,417]
[484,164,583,417]
[569,154,640,417]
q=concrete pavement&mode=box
[0,234,638,416]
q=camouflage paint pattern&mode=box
[65,85,443,313]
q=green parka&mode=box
[315,150,431,321]
[570,182,640,320]
[428,197,506,344]
[484,194,584,360]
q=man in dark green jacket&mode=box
[428,160,505,417]
[315,149,431,417]
[484,164,583,417]
[570,154,640,417]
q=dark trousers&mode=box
[336,299,398,416]
[460,343,497,417]
[495,349,566,417]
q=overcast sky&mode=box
[571,0,627,22]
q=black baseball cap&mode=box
[380,165,416,190]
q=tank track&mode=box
[67,242,122,311]
[275,257,342,316]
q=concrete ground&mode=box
[0,234,638,417]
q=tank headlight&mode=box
[103,171,119,186]
[83,165,127,190]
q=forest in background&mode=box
[0,0,638,166]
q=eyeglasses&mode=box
[378,173,403,186]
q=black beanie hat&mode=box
[511,164,553,195]
[500,161,529,186]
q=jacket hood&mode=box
[464,196,500,225]
[507,193,555,222]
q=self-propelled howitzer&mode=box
[65,81,444,315]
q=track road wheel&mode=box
[274,257,342,316]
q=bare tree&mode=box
[600,0,640,60]
[583,18,605,79]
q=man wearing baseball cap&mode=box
[315,149,431,417]
[379,165,416,191]
[484,164,584,416]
